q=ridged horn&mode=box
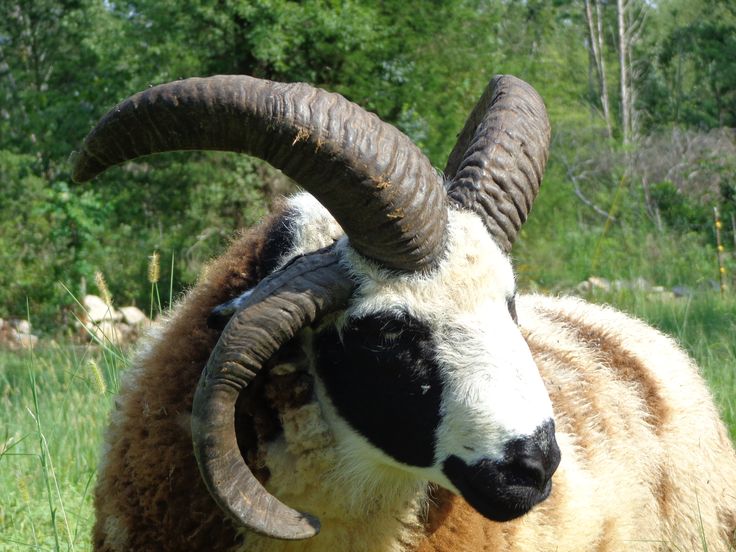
[72,75,448,271]
[191,247,354,539]
[444,75,551,252]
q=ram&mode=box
[73,75,736,552]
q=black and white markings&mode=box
[315,312,443,467]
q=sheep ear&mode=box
[444,75,550,252]
[207,294,248,330]
[192,246,354,539]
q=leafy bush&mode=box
[0,151,106,327]
[649,180,710,232]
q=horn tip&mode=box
[70,150,102,183]
[255,510,320,540]
[292,511,321,539]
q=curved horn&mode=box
[192,247,355,539]
[444,75,551,252]
[72,75,448,271]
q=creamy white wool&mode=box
[334,208,554,491]
[242,343,430,552]
[92,191,736,552]
[238,198,554,549]
[275,191,345,268]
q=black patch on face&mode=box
[314,312,443,467]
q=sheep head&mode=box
[73,74,558,540]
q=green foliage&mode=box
[649,180,710,232]
[515,130,736,292]
[1,0,735,329]
[639,0,736,130]
[0,152,105,324]
[0,343,123,550]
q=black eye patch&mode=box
[314,312,443,467]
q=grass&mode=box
[0,259,164,551]
[0,291,733,550]
[0,342,125,551]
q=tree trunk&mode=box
[617,0,631,145]
[583,0,613,139]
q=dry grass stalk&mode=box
[148,252,161,284]
[94,271,113,307]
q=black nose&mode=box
[502,419,561,491]
[442,420,561,522]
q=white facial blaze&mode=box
[433,305,554,466]
[269,196,556,488]
[337,207,556,482]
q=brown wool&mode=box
[93,208,287,551]
[92,208,736,552]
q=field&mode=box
[2,0,735,549]
[1,291,734,551]
[0,342,125,551]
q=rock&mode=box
[672,285,692,298]
[0,323,38,350]
[588,276,611,291]
[80,297,151,347]
[575,280,592,294]
[13,319,32,334]
[119,306,149,326]
[84,294,122,323]
[11,329,38,349]
[631,277,651,291]
[86,320,131,346]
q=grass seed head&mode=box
[95,271,113,307]
[148,251,161,284]
[89,359,107,395]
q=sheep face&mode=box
[294,205,560,522]
[73,74,556,539]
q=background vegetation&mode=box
[1,0,735,550]
[1,0,734,327]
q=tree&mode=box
[583,0,613,138]
[616,0,647,144]
[637,0,736,130]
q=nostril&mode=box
[501,421,561,492]
[504,449,547,490]
[540,421,562,480]
[512,455,546,488]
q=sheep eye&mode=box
[507,295,518,324]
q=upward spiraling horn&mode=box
[73,75,449,271]
[72,75,450,540]
[444,75,551,252]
